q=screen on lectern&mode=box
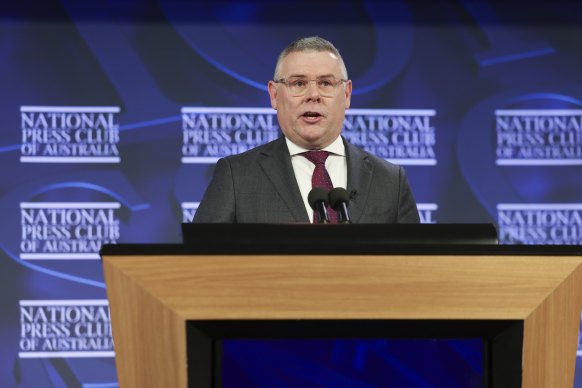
[220,338,483,386]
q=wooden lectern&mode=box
[101,225,582,388]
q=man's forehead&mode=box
[280,51,342,73]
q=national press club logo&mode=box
[20,106,121,163]
[496,109,582,165]
[19,300,114,358]
[181,107,279,163]
[182,107,437,165]
[497,204,582,245]
[20,202,121,260]
[342,109,436,165]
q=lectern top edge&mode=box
[99,223,582,256]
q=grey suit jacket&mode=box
[193,136,420,223]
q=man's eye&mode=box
[319,79,333,87]
[291,80,307,87]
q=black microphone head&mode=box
[329,187,350,210]
[307,187,329,210]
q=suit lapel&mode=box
[345,140,374,223]
[259,138,310,222]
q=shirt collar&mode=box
[286,136,346,157]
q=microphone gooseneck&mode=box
[329,187,351,224]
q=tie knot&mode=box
[302,150,329,165]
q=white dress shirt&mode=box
[286,136,347,222]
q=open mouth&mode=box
[301,112,323,121]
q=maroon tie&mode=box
[301,151,338,223]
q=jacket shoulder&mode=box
[345,140,402,174]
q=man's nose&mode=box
[304,80,321,101]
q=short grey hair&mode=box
[273,36,348,80]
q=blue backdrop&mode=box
[1,0,582,386]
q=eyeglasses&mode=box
[273,76,347,97]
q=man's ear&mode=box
[344,80,353,110]
[268,81,278,110]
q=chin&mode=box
[301,132,327,144]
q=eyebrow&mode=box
[286,73,337,79]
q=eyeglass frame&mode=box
[272,76,349,97]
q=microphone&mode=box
[308,187,330,224]
[329,187,351,224]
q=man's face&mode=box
[268,50,352,149]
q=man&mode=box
[193,36,419,223]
